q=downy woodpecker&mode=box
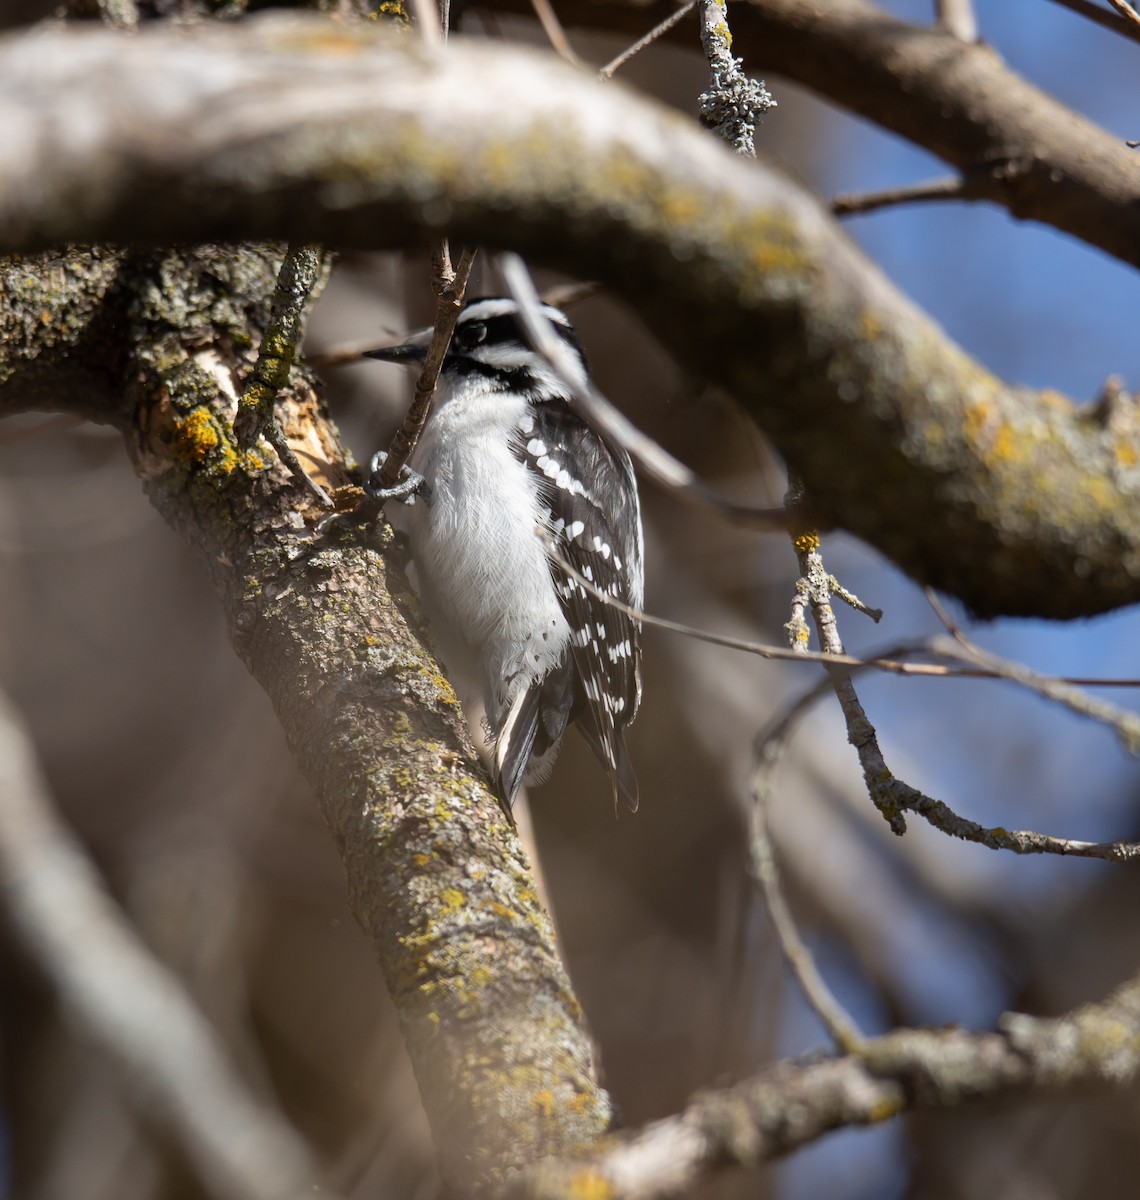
[364,298,644,812]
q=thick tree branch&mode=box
[516,967,1140,1198]
[2,18,1139,620]
[482,0,1140,273]
[0,243,612,1194]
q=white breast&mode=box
[409,376,570,722]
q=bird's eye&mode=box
[455,322,488,350]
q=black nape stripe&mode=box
[443,357,540,393]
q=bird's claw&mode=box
[365,451,424,505]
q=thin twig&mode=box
[831,176,976,217]
[0,689,338,1200]
[923,588,1140,753]
[1109,0,1140,29]
[234,243,330,507]
[546,540,1140,688]
[752,656,1140,864]
[934,634,1140,754]
[410,0,443,43]
[1045,0,1140,43]
[598,1,696,79]
[935,0,978,41]
[749,761,865,1051]
[375,244,476,491]
[545,540,1140,863]
[498,252,790,531]
[529,0,584,65]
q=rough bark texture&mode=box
[0,243,612,1193]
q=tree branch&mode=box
[2,17,1138,619]
[0,242,612,1194]
[516,968,1140,1198]
[480,0,1140,272]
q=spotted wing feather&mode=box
[511,400,643,810]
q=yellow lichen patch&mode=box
[792,530,820,554]
[374,0,410,20]
[421,667,459,706]
[531,1089,556,1119]
[660,190,705,227]
[989,422,1017,463]
[860,309,884,342]
[962,398,995,444]
[566,1168,615,1200]
[412,852,431,867]
[868,1095,904,1122]
[171,406,237,472]
[1115,442,1139,468]
[748,242,807,275]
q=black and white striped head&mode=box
[364,297,586,400]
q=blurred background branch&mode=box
[0,689,335,1200]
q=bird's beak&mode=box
[361,328,431,365]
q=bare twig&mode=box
[498,252,790,530]
[529,0,584,65]
[548,540,1140,689]
[1109,0,1140,29]
[598,1,696,79]
[410,0,443,43]
[754,654,1140,862]
[374,244,476,491]
[234,243,331,507]
[935,0,978,41]
[546,541,1140,863]
[1046,0,1140,42]
[0,690,336,1200]
[749,770,865,1051]
[831,175,976,217]
[934,634,1140,754]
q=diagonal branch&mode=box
[10,242,614,1196]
